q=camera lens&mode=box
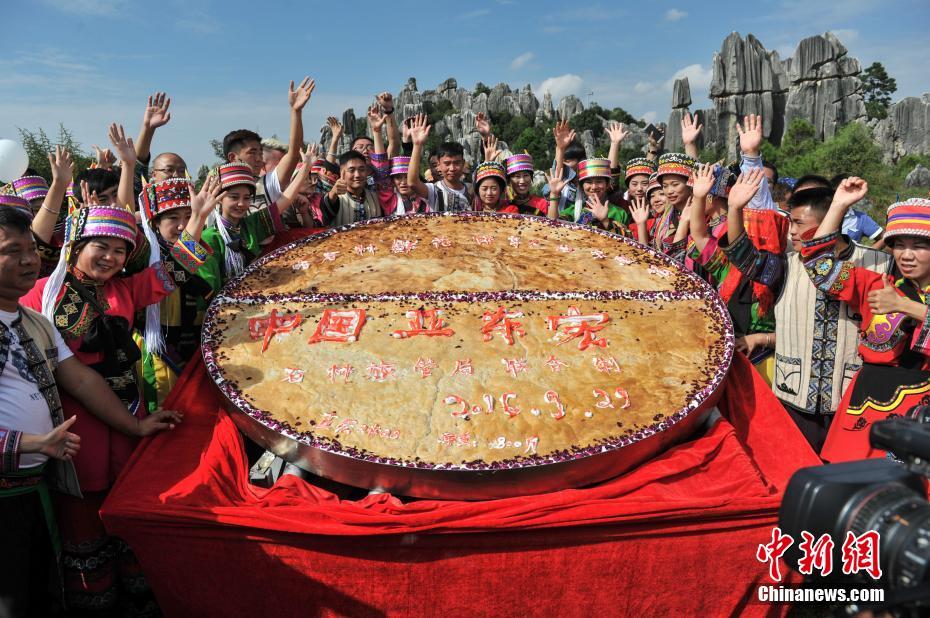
[840,482,930,588]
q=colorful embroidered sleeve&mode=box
[689,238,731,288]
[662,238,688,262]
[595,217,633,238]
[169,230,213,274]
[801,232,882,307]
[0,427,22,473]
[128,259,177,309]
[606,204,631,226]
[740,154,777,211]
[243,204,281,252]
[721,231,786,289]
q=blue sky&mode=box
[1,0,928,171]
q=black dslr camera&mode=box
[779,408,930,613]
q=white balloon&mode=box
[0,139,29,182]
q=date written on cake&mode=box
[316,412,401,440]
[443,388,630,420]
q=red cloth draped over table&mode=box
[100,352,816,617]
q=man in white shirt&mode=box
[406,114,473,212]
[0,208,179,616]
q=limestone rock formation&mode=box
[784,33,866,141]
[873,95,930,164]
[905,164,930,188]
[556,95,585,121]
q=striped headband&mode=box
[390,156,411,177]
[577,158,612,182]
[884,198,930,241]
[12,175,49,202]
[66,205,138,250]
[0,194,34,218]
[217,163,256,191]
[139,177,191,220]
[625,158,655,184]
[505,154,534,176]
[474,161,506,187]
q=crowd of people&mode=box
[0,79,927,616]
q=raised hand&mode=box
[327,116,343,138]
[377,91,394,114]
[483,134,500,161]
[143,92,172,129]
[302,143,320,166]
[37,415,81,461]
[736,114,763,157]
[605,121,628,144]
[409,113,431,146]
[367,105,386,133]
[107,123,136,165]
[135,409,184,437]
[189,174,222,219]
[48,146,74,185]
[289,77,316,112]
[832,176,869,212]
[728,168,765,210]
[475,112,491,138]
[586,193,610,222]
[553,119,576,150]
[543,170,567,197]
[680,111,703,146]
[80,180,101,206]
[92,144,115,170]
[629,196,651,224]
[692,163,717,200]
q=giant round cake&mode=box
[202,213,734,499]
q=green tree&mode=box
[474,82,491,97]
[861,62,897,120]
[17,124,94,181]
[210,138,225,161]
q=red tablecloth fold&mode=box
[101,352,816,617]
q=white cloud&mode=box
[664,64,713,91]
[537,74,584,101]
[641,111,658,123]
[664,8,687,21]
[510,52,535,70]
[461,8,491,19]
[634,81,656,94]
[829,29,859,45]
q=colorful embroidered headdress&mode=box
[0,193,33,217]
[884,198,930,241]
[624,158,655,185]
[389,156,412,177]
[504,154,534,176]
[645,172,662,198]
[139,177,191,221]
[473,161,506,187]
[217,163,256,191]
[12,175,48,202]
[656,153,696,186]
[577,158,612,182]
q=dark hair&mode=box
[762,161,778,183]
[435,142,464,160]
[830,173,850,190]
[793,174,831,192]
[351,135,374,149]
[771,182,789,205]
[320,160,339,176]
[223,129,262,158]
[788,187,833,219]
[75,168,119,200]
[564,142,586,162]
[0,207,33,234]
[338,150,367,168]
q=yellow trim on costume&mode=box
[846,380,930,416]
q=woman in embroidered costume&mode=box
[368,106,428,216]
[198,162,284,294]
[802,180,930,462]
[135,174,220,411]
[473,160,518,213]
[651,152,695,258]
[556,158,631,236]
[505,153,548,216]
[19,202,182,612]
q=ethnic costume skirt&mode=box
[821,363,930,462]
